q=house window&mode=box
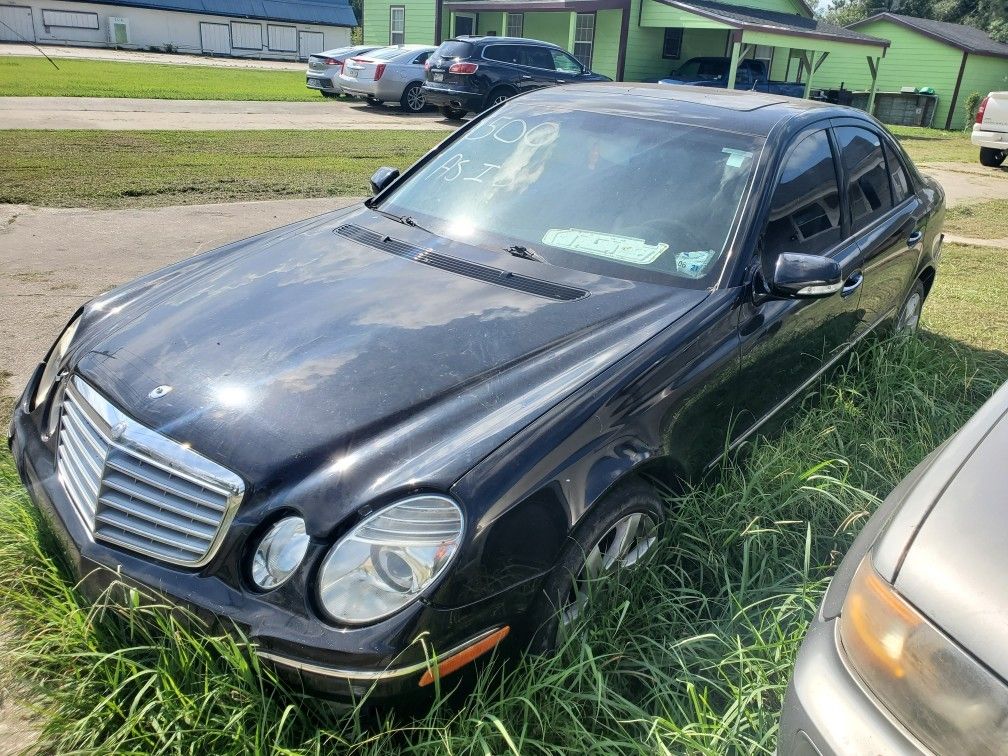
[506,12,523,37]
[573,12,594,69]
[389,6,405,45]
[662,27,683,59]
[41,9,98,28]
[751,44,772,69]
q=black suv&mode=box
[422,36,610,119]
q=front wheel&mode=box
[484,87,513,111]
[980,147,1006,167]
[400,82,426,113]
[530,479,664,653]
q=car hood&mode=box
[894,404,1008,682]
[71,206,707,532]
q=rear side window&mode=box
[836,126,893,231]
[551,49,582,73]
[435,41,473,58]
[520,45,554,69]
[484,44,520,63]
[885,142,912,204]
[764,130,842,257]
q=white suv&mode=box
[972,92,1008,166]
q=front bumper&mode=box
[8,370,534,704]
[421,84,485,112]
[971,126,1008,151]
[778,618,927,755]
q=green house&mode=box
[816,13,1008,130]
[362,0,888,102]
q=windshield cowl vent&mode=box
[334,224,587,302]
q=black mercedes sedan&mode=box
[9,84,944,705]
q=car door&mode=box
[549,49,585,85]
[832,121,924,331]
[516,45,557,92]
[734,126,866,439]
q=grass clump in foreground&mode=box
[945,201,1008,240]
[0,130,446,208]
[0,57,322,101]
[2,333,1005,754]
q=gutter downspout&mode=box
[945,50,969,130]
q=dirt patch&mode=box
[919,162,1008,207]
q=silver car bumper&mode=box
[778,619,928,755]
[338,75,403,102]
[305,69,341,93]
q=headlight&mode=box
[317,495,464,625]
[838,555,1008,753]
[251,516,310,589]
[31,313,81,411]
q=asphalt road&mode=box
[0,96,459,130]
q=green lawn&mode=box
[0,130,445,207]
[889,124,979,165]
[0,57,323,101]
[945,200,1008,239]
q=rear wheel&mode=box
[400,82,427,113]
[484,87,513,110]
[895,279,926,336]
[980,147,1006,167]
[439,105,467,121]
[530,479,664,653]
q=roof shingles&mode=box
[854,12,1008,58]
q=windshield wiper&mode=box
[370,207,435,235]
[505,245,545,263]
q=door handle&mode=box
[555,79,567,84]
[907,229,924,246]
[841,271,863,297]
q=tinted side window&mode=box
[484,44,519,63]
[520,46,554,69]
[885,142,912,204]
[836,126,893,230]
[412,51,431,65]
[764,130,842,257]
[551,49,582,73]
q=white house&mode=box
[0,0,356,60]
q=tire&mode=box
[980,147,1006,167]
[529,479,665,653]
[895,279,926,336]
[400,82,427,113]
[484,87,514,111]
[365,96,383,108]
[439,105,467,121]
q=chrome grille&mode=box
[55,377,244,567]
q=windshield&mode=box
[435,41,473,58]
[379,101,762,287]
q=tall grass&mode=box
[1,334,1005,754]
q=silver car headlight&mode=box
[838,555,1008,753]
[251,516,310,589]
[32,313,81,411]
[317,495,464,625]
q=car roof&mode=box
[516,83,866,137]
[449,35,561,49]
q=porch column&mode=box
[866,55,881,115]
[726,36,742,90]
[802,51,817,99]
[567,12,577,55]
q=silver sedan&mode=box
[338,45,436,113]
[780,379,1008,754]
[305,45,381,97]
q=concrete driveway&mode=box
[0,42,305,70]
[0,197,359,400]
[0,96,460,130]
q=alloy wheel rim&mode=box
[898,292,922,333]
[559,512,658,633]
[493,94,509,105]
[407,87,425,111]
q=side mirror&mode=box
[764,252,843,299]
[370,166,400,195]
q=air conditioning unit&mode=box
[108,16,130,45]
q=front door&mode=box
[734,126,865,440]
[199,22,230,55]
[454,14,474,36]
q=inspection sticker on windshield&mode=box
[676,249,718,278]
[542,229,669,265]
[722,148,753,168]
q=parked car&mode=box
[780,379,1008,755]
[422,36,610,120]
[305,45,382,97]
[10,84,943,706]
[971,91,1008,166]
[660,57,805,98]
[338,45,436,113]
